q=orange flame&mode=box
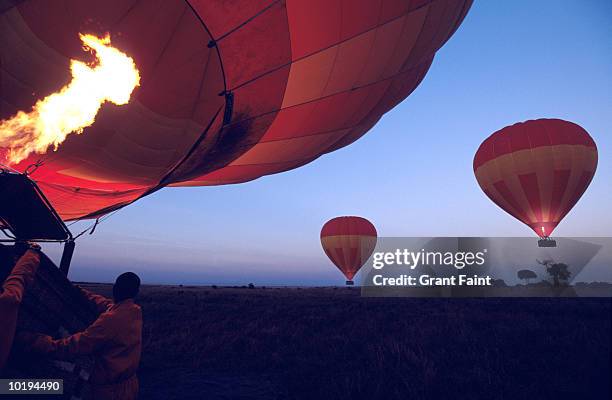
[0,33,140,164]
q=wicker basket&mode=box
[1,244,99,399]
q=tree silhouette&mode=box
[537,259,571,287]
[517,269,537,284]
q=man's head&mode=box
[113,272,141,302]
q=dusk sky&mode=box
[44,0,612,285]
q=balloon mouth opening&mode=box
[528,222,558,239]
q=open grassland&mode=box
[83,284,611,400]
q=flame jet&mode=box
[0,34,140,164]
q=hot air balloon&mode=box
[320,216,377,285]
[0,0,472,221]
[474,119,598,246]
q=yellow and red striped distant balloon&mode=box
[474,119,598,238]
[320,216,377,285]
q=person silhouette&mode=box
[25,272,143,400]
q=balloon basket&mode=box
[1,244,98,398]
[538,238,557,248]
[345,280,354,286]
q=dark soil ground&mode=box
[83,284,611,400]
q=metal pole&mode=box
[59,239,75,276]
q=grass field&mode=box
[82,284,611,400]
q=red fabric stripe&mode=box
[549,169,571,221]
[492,180,529,223]
[346,247,359,280]
[558,170,594,221]
[324,244,360,280]
[518,173,542,222]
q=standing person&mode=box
[26,272,143,400]
[0,245,41,370]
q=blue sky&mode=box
[44,0,612,285]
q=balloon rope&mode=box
[223,63,429,131]
[208,0,282,48]
[0,161,20,174]
[72,208,121,240]
[226,3,428,93]
[68,103,222,223]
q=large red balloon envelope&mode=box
[0,0,472,221]
[321,216,377,285]
[473,119,598,238]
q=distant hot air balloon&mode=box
[0,0,472,221]
[321,216,377,285]
[474,119,598,243]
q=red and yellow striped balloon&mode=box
[474,119,598,238]
[320,216,377,284]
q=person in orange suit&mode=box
[0,245,41,371]
[26,272,143,400]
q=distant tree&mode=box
[248,283,255,289]
[537,259,571,287]
[517,269,537,284]
[492,279,507,287]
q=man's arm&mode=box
[1,249,40,303]
[30,312,114,358]
[78,287,112,313]
[0,249,40,369]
